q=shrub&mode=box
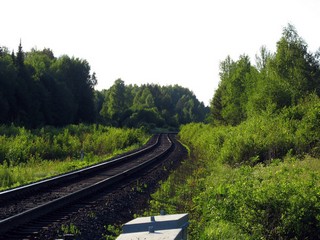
[199,157,320,239]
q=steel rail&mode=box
[0,134,161,203]
[0,134,174,236]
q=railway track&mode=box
[0,133,174,239]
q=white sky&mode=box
[1,0,320,105]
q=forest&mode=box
[1,23,320,239]
[143,24,320,239]
[0,44,208,129]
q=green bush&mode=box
[199,157,320,239]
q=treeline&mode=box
[0,44,97,127]
[0,44,208,129]
[211,23,320,126]
[96,79,209,129]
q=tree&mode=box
[25,48,53,81]
[98,82,208,128]
[255,45,272,72]
[0,49,16,123]
[100,79,127,126]
[13,41,34,126]
[270,24,320,103]
[16,41,25,77]
[215,55,251,125]
[211,24,320,126]
[50,55,96,124]
[210,85,225,125]
[0,44,100,127]
[132,86,155,110]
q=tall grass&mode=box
[0,124,149,191]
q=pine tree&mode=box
[16,40,26,79]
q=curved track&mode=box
[0,133,174,237]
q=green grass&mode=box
[0,124,149,191]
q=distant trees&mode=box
[0,47,16,123]
[100,79,127,126]
[98,81,209,129]
[50,55,96,124]
[0,43,208,129]
[210,24,320,125]
[0,44,96,127]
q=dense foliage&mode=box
[0,44,97,127]
[99,79,209,129]
[0,124,148,190]
[0,44,208,129]
[143,24,320,239]
[178,122,320,239]
[211,24,320,126]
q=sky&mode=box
[1,0,320,106]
